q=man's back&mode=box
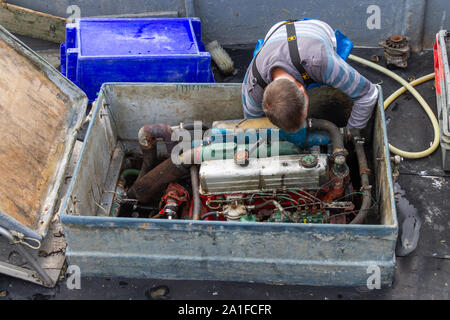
[242,19,378,129]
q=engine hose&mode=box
[201,211,220,220]
[348,54,439,159]
[120,169,140,180]
[182,123,210,131]
[308,118,347,164]
[190,165,201,220]
[349,129,371,225]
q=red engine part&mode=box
[162,183,190,204]
[160,183,190,218]
[321,169,350,202]
[198,172,357,224]
[201,191,319,210]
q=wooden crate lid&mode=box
[0,26,87,239]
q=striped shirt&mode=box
[242,20,378,129]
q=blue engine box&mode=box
[61,18,215,101]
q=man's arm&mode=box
[322,50,378,129]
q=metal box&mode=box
[60,82,398,286]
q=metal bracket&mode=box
[0,226,53,287]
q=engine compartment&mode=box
[115,116,375,225]
[60,82,396,286]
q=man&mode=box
[242,19,378,132]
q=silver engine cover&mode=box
[199,154,328,195]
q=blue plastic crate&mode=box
[61,18,214,101]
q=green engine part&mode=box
[200,141,300,161]
[268,210,330,223]
[240,214,258,222]
[267,210,293,223]
[110,184,126,217]
[297,212,328,224]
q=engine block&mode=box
[199,153,328,195]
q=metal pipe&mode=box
[177,148,197,167]
[128,145,200,204]
[138,124,173,147]
[138,143,157,180]
[184,0,196,17]
[0,226,53,287]
[349,129,372,224]
[200,211,220,220]
[127,158,189,204]
[137,123,175,179]
[190,165,201,220]
[182,122,210,131]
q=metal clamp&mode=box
[360,184,373,193]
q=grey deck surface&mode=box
[0,36,448,300]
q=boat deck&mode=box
[0,37,448,300]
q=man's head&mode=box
[262,78,309,132]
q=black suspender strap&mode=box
[251,20,315,89]
[252,52,268,89]
[251,22,289,89]
[285,22,315,86]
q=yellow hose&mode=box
[348,54,439,159]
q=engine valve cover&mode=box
[199,154,328,195]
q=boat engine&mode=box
[121,117,373,224]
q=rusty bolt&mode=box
[370,54,380,63]
[390,35,404,43]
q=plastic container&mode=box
[433,30,450,170]
[60,18,214,101]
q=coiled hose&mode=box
[348,54,438,159]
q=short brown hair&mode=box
[262,78,307,132]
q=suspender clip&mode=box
[302,73,311,80]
